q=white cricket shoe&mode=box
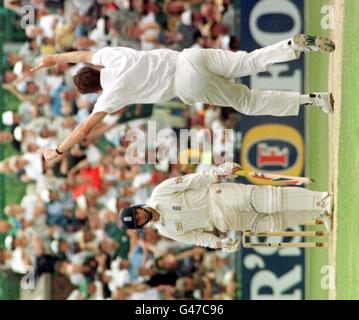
[320,212,333,232]
[311,93,335,114]
[317,193,334,232]
[292,34,336,53]
[321,192,334,214]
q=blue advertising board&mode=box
[238,0,306,300]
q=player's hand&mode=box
[37,148,61,161]
[218,237,241,252]
[214,162,242,180]
[30,55,57,73]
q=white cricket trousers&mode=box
[174,39,301,116]
[245,185,327,232]
[210,184,328,232]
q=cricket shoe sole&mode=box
[293,34,336,53]
[321,192,334,214]
[312,92,335,114]
[320,212,333,232]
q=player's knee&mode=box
[187,77,212,100]
[245,52,271,73]
[269,213,286,232]
[253,213,285,233]
[232,86,251,114]
[251,185,283,213]
[185,49,206,67]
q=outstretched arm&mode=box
[38,111,107,161]
[30,51,95,73]
[83,120,119,143]
[2,83,35,104]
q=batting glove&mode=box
[219,237,241,253]
[214,162,242,180]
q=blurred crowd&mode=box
[0,0,242,299]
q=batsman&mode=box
[120,163,333,252]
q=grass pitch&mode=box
[305,0,330,300]
[306,0,359,300]
[335,0,359,300]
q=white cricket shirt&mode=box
[91,47,179,114]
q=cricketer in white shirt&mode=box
[91,47,179,114]
[32,34,335,162]
[120,162,333,252]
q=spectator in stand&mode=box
[0,0,245,300]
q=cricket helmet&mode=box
[120,205,150,229]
